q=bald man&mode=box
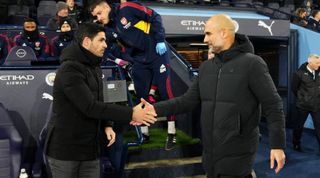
[142,14,286,178]
[292,54,320,153]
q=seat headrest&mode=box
[3,46,37,66]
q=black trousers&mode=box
[292,107,320,146]
[47,157,100,178]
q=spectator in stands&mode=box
[51,19,74,58]
[13,18,50,60]
[47,1,78,31]
[302,0,314,16]
[307,10,320,32]
[0,34,11,65]
[293,7,308,27]
[44,22,157,178]
[66,0,84,24]
[291,54,320,153]
[91,0,178,151]
[143,14,286,178]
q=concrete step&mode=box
[126,156,201,169]
[125,156,205,178]
[178,175,206,178]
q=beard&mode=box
[23,29,39,42]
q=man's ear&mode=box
[221,28,229,39]
[82,37,91,48]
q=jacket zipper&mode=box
[218,67,222,79]
[212,63,223,148]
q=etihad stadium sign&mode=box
[161,15,289,37]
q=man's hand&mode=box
[132,98,157,126]
[270,149,286,173]
[114,58,129,69]
[104,127,116,147]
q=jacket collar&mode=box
[60,42,102,66]
[215,34,254,63]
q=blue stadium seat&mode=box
[0,103,22,178]
[259,2,280,17]
[233,0,252,8]
[7,5,29,25]
[37,1,56,25]
[220,0,230,6]
[284,4,295,13]
[7,5,29,17]
[37,16,52,26]
[252,1,263,7]
[274,7,292,20]
[3,46,37,66]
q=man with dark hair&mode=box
[307,10,320,32]
[142,14,286,178]
[45,22,157,178]
[13,18,50,60]
[91,0,177,150]
[0,33,11,65]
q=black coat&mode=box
[154,35,286,178]
[307,17,320,32]
[45,42,132,161]
[292,62,320,111]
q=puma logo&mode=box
[258,20,275,36]
[42,93,53,101]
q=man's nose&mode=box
[97,16,102,21]
[203,36,208,43]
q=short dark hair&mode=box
[74,22,105,44]
[89,0,111,12]
[23,17,37,24]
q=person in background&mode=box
[66,0,84,24]
[143,14,286,178]
[45,22,157,178]
[14,18,50,60]
[291,54,320,153]
[293,7,308,27]
[47,1,78,31]
[0,33,11,65]
[302,0,314,16]
[51,19,74,58]
[307,10,320,32]
[90,0,178,150]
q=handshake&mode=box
[131,98,157,126]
